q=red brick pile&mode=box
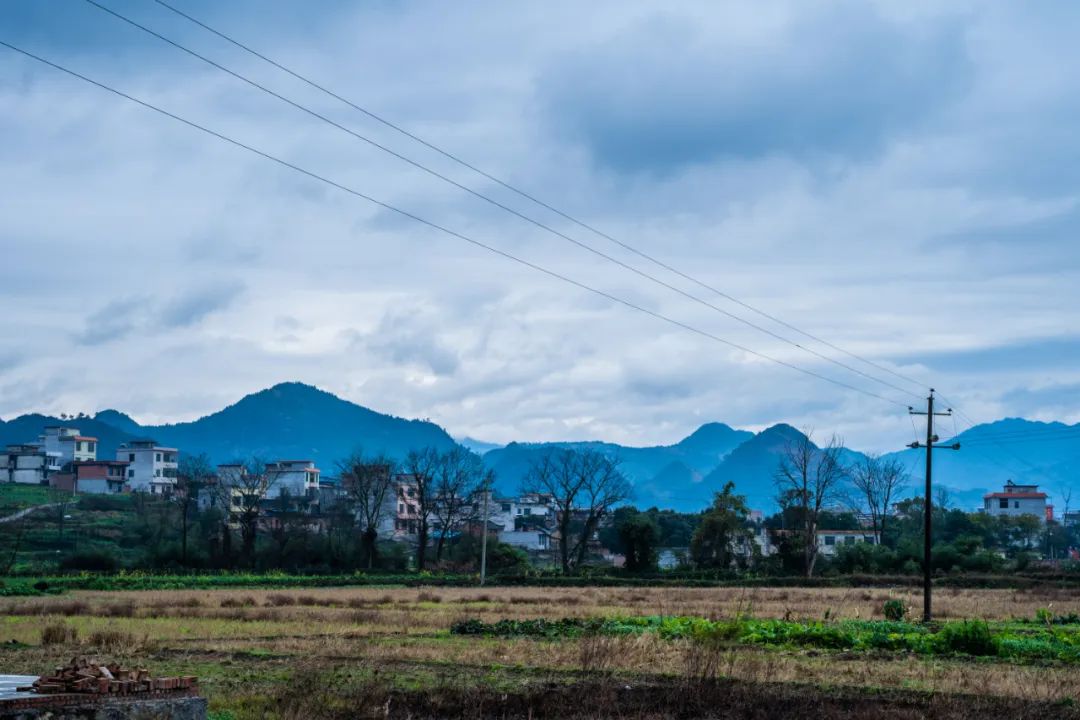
[18,657,197,695]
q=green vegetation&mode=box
[451,614,1080,663]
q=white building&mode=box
[265,460,320,498]
[817,529,879,557]
[982,480,1050,522]
[40,426,97,466]
[493,492,555,531]
[498,529,551,551]
[117,440,178,494]
[0,443,60,484]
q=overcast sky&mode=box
[1,0,1078,452]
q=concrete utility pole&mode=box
[908,389,960,623]
[479,483,490,586]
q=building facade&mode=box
[40,426,97,466]
[265,460,320,498]
[982,480,1050,521]
[0,443,61,484]
[817,529,879,557]
[116,440,178,494]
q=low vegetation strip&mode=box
[450,615,1080,663]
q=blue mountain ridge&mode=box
[2,384,1077,513]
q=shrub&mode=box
[40,622,77,645]
[936,620,997,656]
[882,599,907,622]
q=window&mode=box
[154,469,161,477]
[524,508,532,515]
[1014,501,1020,509]
[844,535,856,545]
[76,442,84,452]
[88,442,96,453]
[129,453,135,462]
[399,503,405,514]
[824,535,836,546]
[516,508,522,515]
[128,469,134,478]
[999,499,1009,509]
[156,453,162,462]
[501,503,511,512]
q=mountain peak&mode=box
[94,409,142,435]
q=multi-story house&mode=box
[116,439,179,494]
[982,480,1050,522]
[0,443,60,484]
[265,460,320,498]
[40,426,97,466]
[493,492,556,531]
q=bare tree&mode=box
[403,447,441,571]
[774,431,847,577]
[218,459,276,567]
[338,450,397,569]
[523,448,631,573]
[176,453,214,566]
[847,454,908,547]
[1059,484,1073,525]
[431,447,485,563]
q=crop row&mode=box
[450,615,1080,663]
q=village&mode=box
[2,424,1073,572]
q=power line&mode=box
[132,0,931,400]
[0,39,913,411]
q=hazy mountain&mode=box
[482,422,752,511]
[92,382,458,467]
[883,418,1080,511]
[5,385,1078,515]
[457,437,503,455]
[700,423,812,512]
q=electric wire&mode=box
[0,39,914,411]
[80,0,928,403]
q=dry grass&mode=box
[4,584,1080,712]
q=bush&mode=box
[40,622,77,645]
[936,620,997,656]
[882,598,907,622]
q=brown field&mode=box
[3,585,1080,718]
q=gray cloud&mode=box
[74,297,147,346]
[159,284,244,328]
[1,1,1078,452]
[539,3,971,174]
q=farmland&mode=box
[3,585,1080,718]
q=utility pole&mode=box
[908,389,960,623]
[479,476,491,586]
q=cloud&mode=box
[159,284,244,328]
[1,0,1078,453]
[538,3,971,174]
[357,305,461,377]
[74,297,147,346]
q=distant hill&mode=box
[883,418,1080,511]
[457,437,504,455]
[700,424,817,512]
[4,385,1078,515]
[91,382,459,467]
[482,422,752,511]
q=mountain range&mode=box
[1,382,1078,513]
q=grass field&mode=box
[3,585,1080,718]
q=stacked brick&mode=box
[18,657,197,695]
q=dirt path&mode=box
[0,503,59,524]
